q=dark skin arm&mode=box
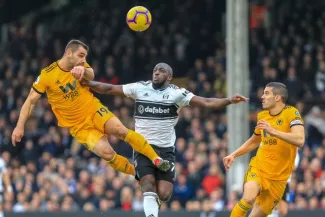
[81,80,125,96]
[190,95,249,109]
[82,80,249,107]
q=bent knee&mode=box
[241,196,256,205]
[141,176,156,192]
[94,142,115,161]
[158,191,173,202]
[112,126,129,139]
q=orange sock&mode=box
[124,130,159,162]
[230,199,253,217]
[107,153,135,176]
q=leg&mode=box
[249,203,268,217]
[134,149,160,217]
[230,180,260,217]
[157,180,174,202]
[141,175,160,217]
[230,166,261,217]
[277,200,288,217]
[156,146,176,203]
[92,136,135,175]
[103,117,170,171]
[277,183,289,216]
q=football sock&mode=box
[230,199,253,217]
[143,192,159,217]
[124,130,159,162]
[107,153,135,176]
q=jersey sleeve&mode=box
[175,88,195,108]
[254,112,262,135]
[32,70,50,94]
[83,62,91,68]
[122,82,139,100]
[287,108,304,128]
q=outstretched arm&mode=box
[82,80,125,96]
[189,94,249,109]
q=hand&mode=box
[256,120,276,135]
[12,126,24,146]
[223,154,235,172]
[229,94,249,104]
[71,66,85,81]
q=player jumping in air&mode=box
[11,40,171,177]
[82,62,248,217]
[223,82,305,217]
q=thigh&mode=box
[249,203,268,217]
[255,190,278,215]
[72,118,106,151]
[243,166,262,194]
[134,150,156,181]
[157,180,174,201]
[93,102,116,133]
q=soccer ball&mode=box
[126,6,152,32]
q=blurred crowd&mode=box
[0,0,325,214]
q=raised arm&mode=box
[12,88,42,146]
[189,94,249,109]
[82,80,125,96]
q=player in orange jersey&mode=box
[223,82,305,217]
[11,39,170,175]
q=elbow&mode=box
[297,137,305,148]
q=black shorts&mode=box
[281,183,289,201]
[133,145,176,184]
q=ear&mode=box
[275,95,281,102]
[66,48,72,56]
[167,74,173,82]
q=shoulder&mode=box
[42,62,58,74]
[169,84,181,89]
[137,80,152,86]
[283,105,301,115]
[257,110,269,119]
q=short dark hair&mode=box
[266,82,288,103]
[65,39,89,53]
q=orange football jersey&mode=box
[250,106,304,181]
[32,61,98,129]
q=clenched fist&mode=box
[12,126,24,146]
[71,66,85,81]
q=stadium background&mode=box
[0,0,325,216]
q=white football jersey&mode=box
[123,81,195,148]
[0,158,7,192]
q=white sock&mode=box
[0,211,4,217]
[143,192,159,217]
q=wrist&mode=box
[227,97,232,104]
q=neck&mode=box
[58,58,73,71]
[269,103,286,116]
[152,83,169,90]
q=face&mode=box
[66,46,88,67]
[261,87,281,109]
[152,65,172,88]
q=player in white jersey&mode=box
[268,150,300,217]
[82,62,248,217]
[0,157,13,217]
